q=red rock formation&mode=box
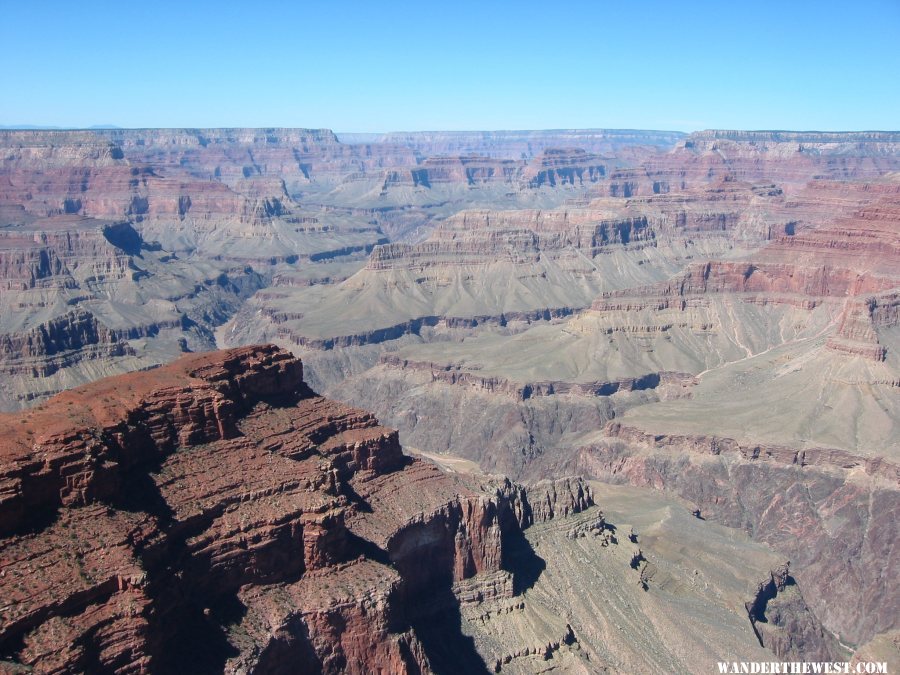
[457,476,595,531]
[827,291,900,360]
[0,345,581,674]
[410,155,524,187]
[515,476,595,524]
[644,130,900,188]
[522,148,609,188]
[587,179,900,359]
[365,179,786,276]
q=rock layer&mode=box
[0,345,536,674]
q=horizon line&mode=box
[2,126,900,135]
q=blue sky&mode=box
[2,0,898,132]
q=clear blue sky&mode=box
[2,0,898,132]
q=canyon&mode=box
[1,127,898,673]
[0,346,819,673]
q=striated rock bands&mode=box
[0,345,548,674]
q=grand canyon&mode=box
[0,127,897,673]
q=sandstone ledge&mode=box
[0,345,574,673]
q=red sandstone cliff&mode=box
[0,345,596,674]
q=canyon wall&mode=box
[0,345,594,673]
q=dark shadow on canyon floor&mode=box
[410,524,550,672]
[410,591,491,675]
[155,596,245,674]
[503,526,546,595]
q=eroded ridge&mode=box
[0,345,544,674]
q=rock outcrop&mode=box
[568,428,899,650]
[522,148,609,188]
[0,209,269,410]
[0,345,547,674]
[650,130,900,187]
[234,178,788,352]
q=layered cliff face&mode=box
[0,345,528,673]
[372,148,611,191]
[682,130,900,152]
[0,210,272,410]
[0,128,406,410]
[0,130,389,261]
[0,127,692,408]
[229,179,786,351]
[643,130,900,188]
[397,155,525,188]
[0,345,814,674]
[520,148,609,188]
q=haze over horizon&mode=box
[2,0,898,132]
